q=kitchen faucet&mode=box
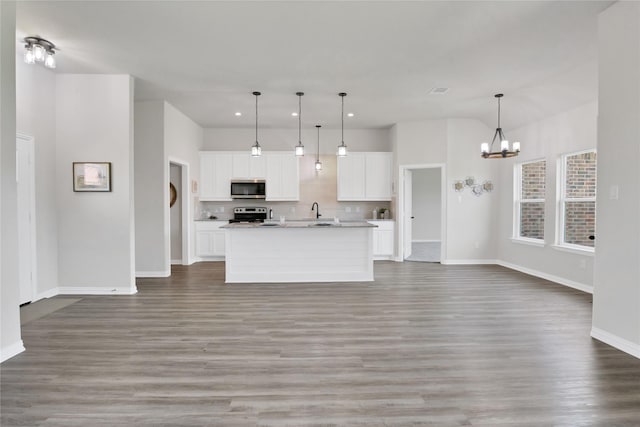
[311,202,321,219]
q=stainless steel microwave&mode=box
[230,179,266,199]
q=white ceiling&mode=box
[16,1,612,130]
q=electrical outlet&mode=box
[345,207,351,213]
[290,207,296,213]
[220,207,224,213]
[356,207,361,213]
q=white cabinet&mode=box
[195,221,226,259]
[199,152,233,201]
[265,153,299,201]
[338,152,392,201]
[232,153,266,179]
[370,220,395,260]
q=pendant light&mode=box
[337,92,348,156]
[295,92,304,156]
[251,91,262,157]
[481,93,520,158]
[315,125,322,171]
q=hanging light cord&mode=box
[316,125,320,161]
[255,94,259,144]
[341,95,345,144]
[497,96,501,129]
[298,95,302,143]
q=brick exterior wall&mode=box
[564,151,596,247]
[519,161,546,239]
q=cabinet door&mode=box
[265,153,299,201]
[195,231,214,256]
[376,230,394,256]
[365,153,392,200]
[199,153,215,199]
[212,230,226,256]
[249,155,266,178]
[212,154,233,200]
[232,154,250,178]
[337,153,366,201]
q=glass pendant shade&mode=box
[251,143,261,157]
[33,44,46,62]
[315,160,322,171]
[295,144,304,156]
[337,144,347,157]
[24,46,35,64]
[44,52,56,69]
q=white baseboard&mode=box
[194,256,224,262]
[58,286,137,295]
[170,259,182,265]
[497,260,593,294]
[1,340,25,363]
[33,287,60,302]
[135,270,170,278]
[441,259,498,265]
[412,239,441,243]
[591,327,640,359]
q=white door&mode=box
[17,136,36,304]
[403,169,413,259]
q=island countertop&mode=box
[221,220,376,229]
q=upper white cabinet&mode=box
[265,153,299,201]
[232,153,266,179]
[338,152,392,201]
[200,152,233,201]
[200,151,299,201]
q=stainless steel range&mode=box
[229,207,268,223]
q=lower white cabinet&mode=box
[195,221,227,259]
[370,220,395,260]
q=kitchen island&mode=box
[221,221,376,283]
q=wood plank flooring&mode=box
[2,262,640,426]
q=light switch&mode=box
[609,185,619,200]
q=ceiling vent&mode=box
[429,87,449,95]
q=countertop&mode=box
[221,220,376,229]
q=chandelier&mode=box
[481,93,520,158]
[23,36,56,69]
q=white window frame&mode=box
[556,149,596,253]
[513,158,546,244]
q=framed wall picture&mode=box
[73,162,112,192]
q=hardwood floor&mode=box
[2,262,640,426]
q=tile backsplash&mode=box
[196,155,391,221]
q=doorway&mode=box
[168,158,190,266]
[398,164,446,263]
[17,134,37,304]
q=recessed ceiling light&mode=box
[291,112,298,117]
[235,112,242,116]
[347,113,354,117]
[429,87,449,95]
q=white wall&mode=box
[411,168,441,241]
[0,0,24,363]
[170,164,182,262]
[592,1,640,358]
[445,119,498,262]
[56,74,136,294]
[203,128,391,153]
[15,45,58,299]
[134,100,166,276]
[496,102,597,291]
[165,102,202,264]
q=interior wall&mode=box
[165,102,203,264]
[592,1,640,357]
[15,44,58,299]
[203,128,391,153]
[134,100,166,276]
[170,164,182,262]
[445,119,498,262]
[496,102,597,290]
[55,74,136,294]
[0,0,24,362]
[411,168,441,241]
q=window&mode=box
[558,150,596,250]
[514,159,546,242]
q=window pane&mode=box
[565,152,597,198]
[520,202,545,240]
[521,161,546,199]
[564,201,595,247]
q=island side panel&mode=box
[224,227,373,283]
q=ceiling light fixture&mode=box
[295,92,304,156]
[23,36,56,69]
[235,112,242,117]
[315,125,322,171]
[251,91,262,157]
[347,113,354,117]
[337,92,347,157]
[481,93,520,159]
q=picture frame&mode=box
[73,162,112,192]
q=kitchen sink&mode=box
[308,222,340,227]
[260,223,280,227]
